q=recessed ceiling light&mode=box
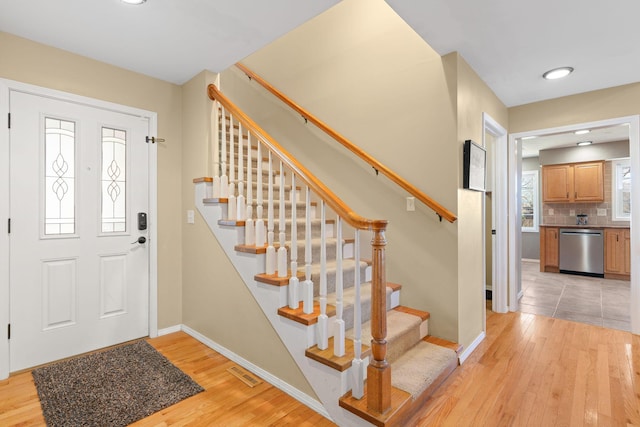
[521,136,537,140]
[577,141,592,146]
[121,0,146,4]
[543,67,574,80]
[574,129,590,135]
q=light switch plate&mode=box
[569,209,576,216]
[549,208,554,215]
[406,197,415,212]
[187,210,195,224]
[597,208,607,216]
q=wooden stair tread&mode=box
[254,271,305,286]
[393,305,430,321]
[339,385,412,427]
[423,336,463,355]
[277,302,336,326]
[339,344,459,426]
[203,197,229,204]
[305,337,371,372]
[218,219,245,226]
[280,282,400,326]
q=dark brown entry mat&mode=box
[32,340,204,427]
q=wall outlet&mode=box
[406,197,415,211]
[548,208,554,215]
[187,210,195,224]
[597,208,607,216]
[569,209,576,216]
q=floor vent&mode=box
[227,365,262,388]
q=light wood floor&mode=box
[1,309,639,426]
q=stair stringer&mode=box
[195,181,375,427]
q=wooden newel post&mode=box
[367,224,390,414]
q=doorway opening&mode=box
[509,116,639,334]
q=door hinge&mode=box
[7,218,10,234]
[7,324,10,340]
[7,113,10,129]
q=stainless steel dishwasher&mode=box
[559,228,604,277]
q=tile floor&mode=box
[519,259,631,332]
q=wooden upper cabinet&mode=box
[573,162,604,201]
[542,161,604,203]
[542,164,572,202]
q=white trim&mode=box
[181,324,332,420]
[0,80,9,380]
[458,331,485,364]
[0,79,158,379]
[520,170,539,233]
[157,325,182,336]
[611,158,631,222]
[148,113,158,338]
[510,115,639,334]
[483,113,509,315]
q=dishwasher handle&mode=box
[560,230,603,236]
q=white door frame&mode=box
[509,115,640,334]
[483,113,509,314]
[0,79,159,379]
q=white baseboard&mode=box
[458,331,486,365]
[521,258,540,263]
[180,324,331,420]
[157,325,182,336]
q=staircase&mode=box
[192,84,461,426]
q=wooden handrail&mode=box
[235,62,457,223]
[208,84,387,233]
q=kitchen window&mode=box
[612,158,631,221]
[521,170,539,232]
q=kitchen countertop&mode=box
[540,224,630,229]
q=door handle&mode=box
[131,236,147,245]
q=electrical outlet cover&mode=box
[597,208,607,216]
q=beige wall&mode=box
[510,82,640,132]
[0,32,183,328]
[453,54,508,348]
[221,0,508,348]
[180,72,315,396]
[237,0,461,341]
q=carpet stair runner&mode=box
[193,112,461,426]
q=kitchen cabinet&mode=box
[604,228,631,280]
[542,161,604,203]
[540,226,559,272]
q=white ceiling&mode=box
[0,0,339,85]
[386,0,640,107]
[520,124,630,158]
[1,0,639,108]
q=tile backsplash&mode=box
[542,161,630,227]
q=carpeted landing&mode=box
[32,340,204,427]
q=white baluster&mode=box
[351,230,364,399]
[318,201,328,350]
[255,142,265,247]
[265,151,276,275]
[236,123,246,222]
[227,115,236,220]
[302,186,313,314]
[288,174,299,309]
[245,133,255,246]
[334,217,345,357]
[277,161,288,277]
[220,107,228,199]
[212,100,220,198]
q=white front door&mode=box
[9,90,151,371]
